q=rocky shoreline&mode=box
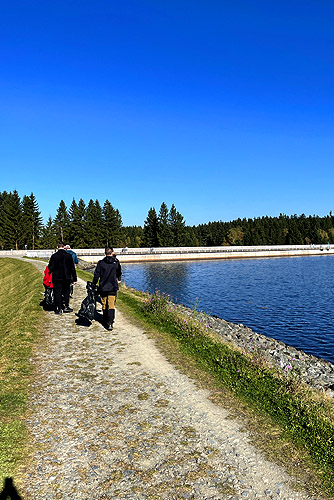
[180,305,334,397]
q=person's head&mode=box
[105,246,114,256]
[64,244,71,250]
[57,242,65,249]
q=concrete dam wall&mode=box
[20,244,334,264]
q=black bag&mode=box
[44,287,54,306]
[77,281,97,321]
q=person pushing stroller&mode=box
[92,247,122,330]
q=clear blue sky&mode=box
[1,1,333,226]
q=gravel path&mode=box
[19,260,315,500]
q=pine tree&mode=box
[40,216,57,249]
[69,198,87,248]
[1,190,23,250]
[54,200,70,243]
[68,198,78,242]
[85,199,104,247]
[157,202,172,247]
[103,200,122,247]
[21,193,43,249]
[0,191,9,249]
[143,207,159,247]
[183,226,198,246]
[285,222,303,245]
[168,204,186,246]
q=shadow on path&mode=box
[75,310,105,328]
[0,478,22,500]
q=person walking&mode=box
[65,245,79,264]
[92,247,122,330]
[65,244,78,297]
[48,242,77,315]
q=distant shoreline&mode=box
[4,244,333,264]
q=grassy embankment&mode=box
[78,268,334,498]
[0,258,44,483]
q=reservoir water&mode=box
[121,255,334,364]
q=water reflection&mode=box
[122,256,334,363]
[144,262,191,301]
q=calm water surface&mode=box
[121,256,334,364]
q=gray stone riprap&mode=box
[177,306,334,397]
[19,259,317,499]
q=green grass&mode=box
[78,269,334,497]
[0,258,44,480]
[77,268,96,282]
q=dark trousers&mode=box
[53,279,71,310]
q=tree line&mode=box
[1,190,334,250]
[0,191,122,250]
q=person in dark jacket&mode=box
[48,242,77,315]
[92,247,121,330]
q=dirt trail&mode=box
[19,259,315,499]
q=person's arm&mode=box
[117,262,122,282]
[68,254,77,282]
[92,263,100,286]
[72,262,77,283]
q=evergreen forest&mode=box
[1,190,334,250]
